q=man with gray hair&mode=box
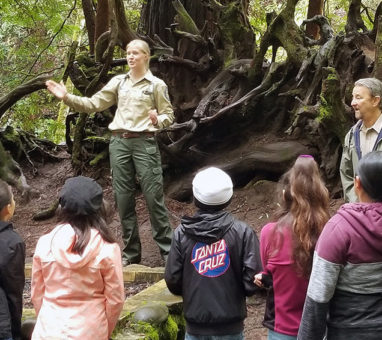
[340,77,382,202]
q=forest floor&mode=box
[13,154,344,339]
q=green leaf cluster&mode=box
[0,0,82,141]
[125,0,144,31]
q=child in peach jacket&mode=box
[31,176,124,339]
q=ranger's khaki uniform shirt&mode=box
[64,70,174,131]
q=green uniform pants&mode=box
[109,135,173,263]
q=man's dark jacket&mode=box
[165,210,262,336]
[0,221,25,340]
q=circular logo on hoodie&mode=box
[190,239,230,277]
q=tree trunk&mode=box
[81,0,95,55]
[345,0,367,34]
[115,0,137,48]
[249,0,306,84]
[306,0,324,39]
[370,2,382,41]
[94,0,109,42]
[140,0,209,45]
[374,15,382,81]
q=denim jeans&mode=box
[185,332,244,340]
[268,330,297,340]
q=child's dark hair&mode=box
[194,198,232,212]
[58,176,115,255]
[57,199,115,255]
[0,180,12,211]
[357,151,382,202]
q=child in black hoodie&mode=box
[165,167,262,340]
[0,180,25,340]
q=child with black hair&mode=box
[31,176,124,339]
[299,151,382,340]
[165,167,262,340]
[0,180,25,340]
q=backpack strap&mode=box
[353,120,362,160]
[373,126,382,151]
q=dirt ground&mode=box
[13,156,343,339]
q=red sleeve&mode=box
[259,222,276,274]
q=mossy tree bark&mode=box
[374,15,382,81]
[0,126,64,198]
[249,0,307,85]
[81,0,95,55]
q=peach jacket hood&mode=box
[31,224,124,340]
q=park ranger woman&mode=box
[46,39,174,266]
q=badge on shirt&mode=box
[190,239,230,277]
[143,89,153,96]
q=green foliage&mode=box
[170,314,185,339]
[360,0,380,30]
[124,316,179,340]
[131,322,159,340]
[157,316,178,340]
[0,91,65,141]
[0,0,81,88]
[0,0,82,143]
[321,0,348,32]
[248,0,283,39]
[125,0,144,31]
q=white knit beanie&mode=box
[192,167,233,205]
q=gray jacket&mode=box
[340,121,382,202]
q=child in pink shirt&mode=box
[254,155,329,340]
